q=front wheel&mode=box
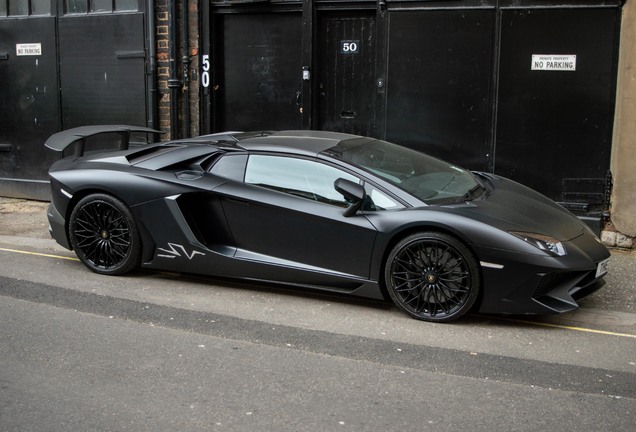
[68,193,141,275]
[384,232,480,322]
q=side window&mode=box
[365,185,404,211]
[3,0,50,16]
[209,154,248,182]
[245,155,359,207]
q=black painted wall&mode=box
[207,0,621,226]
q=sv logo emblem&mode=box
[157,243,205,260]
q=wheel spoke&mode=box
[430,286,443,315]
[438,277,469,292]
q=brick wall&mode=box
[154,0,200,140]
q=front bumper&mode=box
[47,202,71,250]
[476,232,610,315]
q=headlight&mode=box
[510,231,567,256]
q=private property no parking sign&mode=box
[16,43,42,56]
[531,54,577,71]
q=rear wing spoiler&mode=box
[44,125,163,157]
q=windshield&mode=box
[325,138,482,204]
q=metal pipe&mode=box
[181,0,191,137]
[167,0,181,140]
[146,0,159,139]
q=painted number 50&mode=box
[201,54,210,88]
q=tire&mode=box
[68,193,141,275]
[384,232,480,322]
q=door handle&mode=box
[225,197,250,206]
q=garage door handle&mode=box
[340,110,356,119]
[0,52,8,61]
[116,50,145,59]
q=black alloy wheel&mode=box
[69,193,141,275]
[385,232,480,322]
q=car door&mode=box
[212,154,378,280]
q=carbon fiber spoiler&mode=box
[44,125,163,157]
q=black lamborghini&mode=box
[45,126,610,322]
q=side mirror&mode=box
[334,178,366,217]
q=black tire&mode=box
[384,232,480,322]
[68,193,141,275]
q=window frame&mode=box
[1,0,52,17]
[63,0,138,15]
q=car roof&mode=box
[236,130,365,156]
[126,130,377,171]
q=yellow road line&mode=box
[1,246,635,338]
[0,247,79,261]
[495,317,636,339]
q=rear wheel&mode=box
[385,232,480,322]
[69,193,141,275]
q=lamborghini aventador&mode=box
[45,126,610,322]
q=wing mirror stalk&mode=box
[334,178,366,217]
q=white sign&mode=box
[16,43,42,56]
[531,54,576,71]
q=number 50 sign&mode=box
[341,40,360,55]
[201,54,210,88]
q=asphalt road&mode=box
[0,235,635,431]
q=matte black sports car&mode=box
[45,126,610,322]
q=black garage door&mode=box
[0,1,149,199]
